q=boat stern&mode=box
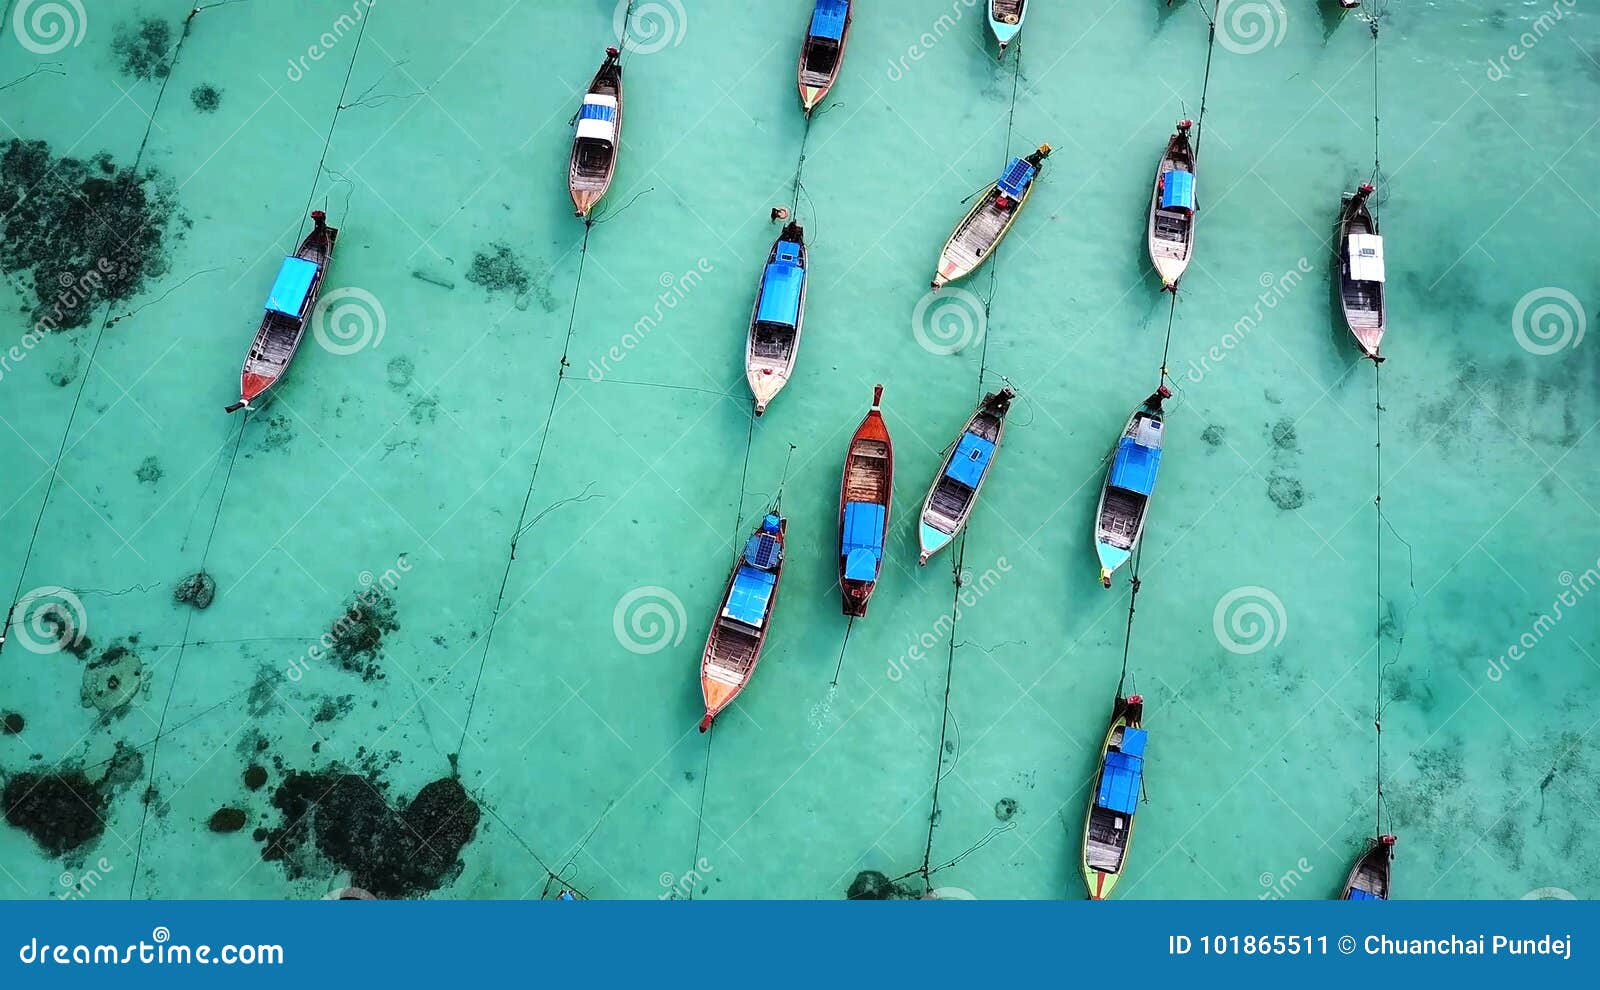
[748,369,789,416]
[1096,544,1131,588]
[800,86,823,113]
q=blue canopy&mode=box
[1119,727,1148,759]
[744,532,782,569]
[841,501,885,581]
[945,431,996,488]
[1109,436,1161,496]
[579,102,616,123]
[266,256,319,318]
[997,158,1036,199]
[774,240,802,264]
[723,565,777,626]
[756,260,804,327]
[810,0,848,40]
[1097,749,1144,815]
[1161,168,1195,211]
[1346,888,1379,901]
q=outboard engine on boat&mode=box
[311,209,326,229]
[1178,118,1192,132]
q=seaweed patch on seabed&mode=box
[259,769,480,898]
[0,139,178,331]
[113,18,174,81]
[79,642,145,715]
[1,742,143,860]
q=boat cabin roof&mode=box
[1096,727,1147,815]
[810,0,848,41]
[997,157,1036,199]
[1346,887,1381,900]
[1110,435,1161,496]
[757,259,804,327]
[1349,234,1385,282]
[841,501,885,580]
[723,565,776,627]
[1161,168,1195,211]
[945,431,996,488]
[576,96,618,144]
[265,256,320,318]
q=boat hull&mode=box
[838,386,892,616]
[231,218,338,413]
[1147,128,1198,291]
[1093,402,1163,587]
[1336,191,1386,361]
[699,518,787,730]
[745,223,807,416]
[918,389,1014,565]
[569,51,623,221]
[1081,697,1143,900]
[932,174,1037,289]
[797,2,852,114]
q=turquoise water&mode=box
[0,0,1597,900]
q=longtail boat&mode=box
[225,211,338,414]
[1094,387,1169,588]
[1147,119,1197,291]
[988,0,1028,55]
[700,512,786,732]
[1337,182,1386,361]
[1082,693,1146,900]
[746,221,808,416]
[839,385,893,616]
[932,145,1050,289]
[569,47,622,221]
[1340,835,1396,900]
[798,0,852,114]
[918,387,1015,564]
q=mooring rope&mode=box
[1365,0,1388,840]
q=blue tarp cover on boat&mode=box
[997,158,1036,199]
[1097,749,1144,816]
[810,0,848,40]
[1109,436,1161,496]
[1119,727,1148,759]
[841,501,885,581]
[579,102,616,122]
[1346,888,1379,901]
[744,532,782,569]
[1161,168,1195,211]
[945,432,996,488]
[756,260,804,327]
[266,256,319,317]
[723,565,777,626]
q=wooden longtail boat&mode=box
[988,0,1028,55]
[798,0,852,114]
[569,47,622,221]
[1094,388,1169,588]
[699,512,787,732]
[1337,182,1386,361]
[746,221,808,416]
[1082,694,1146,900]
[918,387,1015,565]
[932,146,1050,289]
[225,211,338,414]
[1340,835,1396,900]
[839,385,893,616]
[1147,119,1197,291]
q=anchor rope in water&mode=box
[0,10,210,656]
[1365,0,1389,841]
[916,42,1025,887]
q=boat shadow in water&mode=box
[1316,1,1358,43]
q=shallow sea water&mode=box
[0,0,1597,900]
